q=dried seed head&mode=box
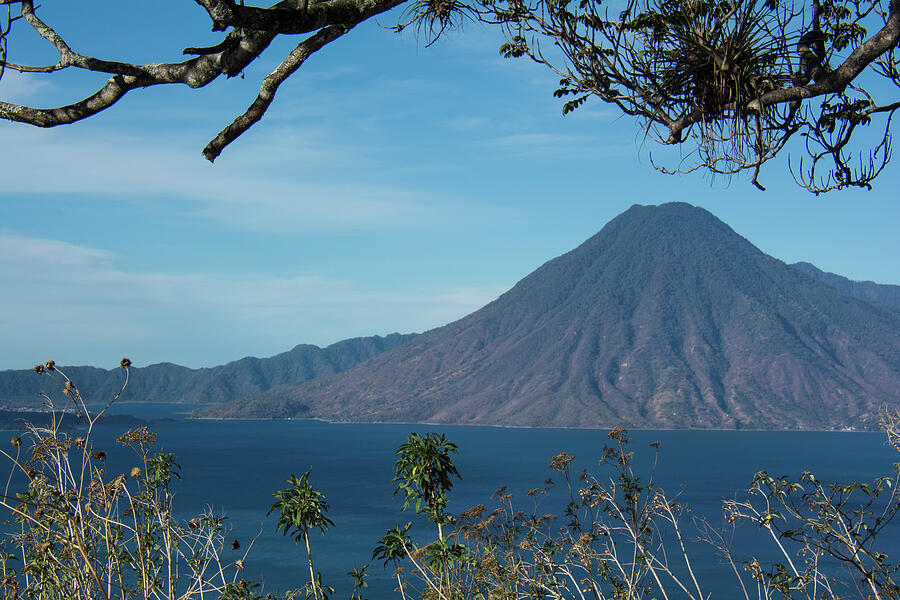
[33,364,44,374]
[116,427,158,448]
[130,467,142,478]
[74,437,85,448]
[10,437,21,448]
[44,360,55,371]
[548,452,575,472]
[92,450,107,460]
[120,357,131,368]
[188,518,200,529]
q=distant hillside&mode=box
[0,333,416,407]
[791,262,900,310]
[201,203,900,430]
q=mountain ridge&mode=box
[790,261,900,309]
[0,333,417,407]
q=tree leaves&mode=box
[392,432,461,527]
[269,469,334,542]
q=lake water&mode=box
[24,405,900,598]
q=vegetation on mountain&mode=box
[2,367,898,600]
[201,203,900,430]
[1,0,897,191]
[0,334,415,408]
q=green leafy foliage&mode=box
[392,432,461,529]
[269,469,334,600]
[347,565,369,599]
[269,470,334,542]
[373,522,414,566]
[724,459,900,599]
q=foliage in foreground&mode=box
[0,361,262,600]
[382,424,899,600]
[1,362,898,599]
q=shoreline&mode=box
[187,414,881,433]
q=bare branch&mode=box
[0,0,409,159]
[0,27,277,127]
[0,60,66,73]
[194,0,407,33]
[0,73,145,126]
[868,99,900,113]
[203,23,355,161]
[183,38,238,56]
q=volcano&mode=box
[203,203,900,430]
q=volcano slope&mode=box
[202,203,900,430]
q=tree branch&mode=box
[203,23,354,161]
[0,73,147,126]
[193,0,408,34]
[0,27,277,127]
[867,99,900,114]
[1,0,408,157]
[2,0,897,182]
[748,0,900,111]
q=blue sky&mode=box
[1,2,898,370]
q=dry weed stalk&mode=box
[0,360,261,600]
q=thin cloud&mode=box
[446,116,491,131]
[0,125,445,231]
[0,71,53,101]
[482,131,630,158]
[0,231,506,368]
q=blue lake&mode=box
[57,407,900,597]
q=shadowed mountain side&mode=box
[0,334,416,406]
[200,203,900,430]
[791,262,900,310]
